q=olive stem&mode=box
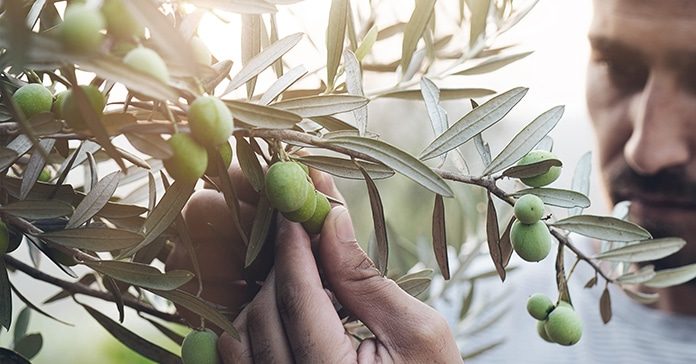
[4,255,184,325]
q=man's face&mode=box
[587,0,696,267]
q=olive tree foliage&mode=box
[0,0,694,362]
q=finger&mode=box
[318,206,459,359]
[274,218,355,363]
[308,168,345,203]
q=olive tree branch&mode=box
[4,254,184,324]
[237,128,614,284]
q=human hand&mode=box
[218,206,462,363]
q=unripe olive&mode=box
[61,85,106,130]
[102,0,144,40]
[52,90,70,119]
[181,329,220,364]
[285,189,318,223]
[516,150,562,187]
[188,96,233,147]
[537,320,553,343]
[302,192,331,234]
[265,162,311,213]
[545,306,583,346]
[110,40,137,58]
[123,47,170,83]
[191,36,212,65]
[164,133,208,183]
[204,141,233,177]
[0,220,9,254]
[514,194,544,224]
[38,168,52,182]
[510,221,552,262]
[12,84,53,119]
[61,4,105,53]
[527,293,554,320]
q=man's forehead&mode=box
[591,0,696,54]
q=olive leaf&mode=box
[378,88,495,100]
[501,159,562,179]
[599,287,612,324]
[224,100,301,129]
[0,200,73,220]
[259,65,307,105]
[245,195,274,268]
[13,307,31,344]
[86,260,193,291]
[432,194,450,280]
[486,194,506,281]
[295,155,394,180]
[124,132,173,160]
[241,14,262,98]
[593,238,685,263]
[455,51,534,75]
[644,263,696,288]
[511,188,590,209]
[401,0,436,74]
[0,259,11,330]
[19,138,55,200]
[552,215,651,242]
[395,270,433,297]
[500,217,515,268]
[622,288,659,304]
[325,136,453,197]
[39,228,143,251]
[102,276,125,323]
[355,24,378,61]
[420,77,448,138]
[615,265,656,285]
[326,0,348,90]
[272,94,369,117]
[213,150,249,246]
[570,151,592,216]
[236,137,265,192]
[356,161,388,276]
[139,315,185,345]
[467,0,489,46]
[10,280,73,326]
[66,171,121,229]
[420,87,528,160]
[343,49,367,135]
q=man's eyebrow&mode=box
[588,36,642,58]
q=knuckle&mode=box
[275,281,312,321]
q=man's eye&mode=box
[602,59,648,92]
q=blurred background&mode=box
[1,0,604,362]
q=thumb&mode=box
[318,206,452,350]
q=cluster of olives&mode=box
[265,162,331,234]
[164,96,234,183]
[181,329,220,364]
[509,149,562,262]
[527,294,583,346]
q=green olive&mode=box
[164,133,208,183]
[181,329,220,364]
[102,0,144,40]
[187,96,233,147]
[514,194,545,224]
[38,168,53,182]
[204,141,233,177]
[516,150,562,187]
[510,220,552,262]
[265,162,311,213]
[61,4,105,53]
[285,189,318,223]
[52,90,70,119]
[12,84,53,119]
[527,293,554,320]
[123,47,170,83]
[61,85,106,130]
[537,320,553,343]
[302,192,331,234]
[545,306,583,346]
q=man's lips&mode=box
[613,190,696,211]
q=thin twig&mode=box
[4,255,184,324]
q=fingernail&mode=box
[334,206,355,242]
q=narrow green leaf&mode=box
[326,0,348,89]
[85,260,193,291]
[622,288,659,304]
[310,116,357,131]
[20,139,55,200]
[0,147,19,172]
[272,94,369,117]
[420,87,528,160]
[236,137,265,192]
[570,151,592,216]
[401,0,436,74]
[432,194,449,280]
[295,155,394,180]
[101,276,125,323]
[224,33,303,95]
[0,259,11,330]
[599,288,612,324]
[241,14,262,98]
[501,159,561,179]
[511,188,590,208]
[124,133,173,160]
[44,274,96,304]
[552,215,652,242]
[355,25,378,61]
[467,0,490,46]
[644,263,696,288]
[146,288,239,339]
[486,194,505,281]
[483,105,564,175]
[140,315,185,346]
[584,276,598,288]
[212,149,249,246]
[378,88,495,100]
[500,217,515,268]
[594,238,686,263]
[81,303,181,364]
[39,228,143,251]
[13,333,41,360]
[615,265,656,284]
[13,307,31,344]
[0,200,73,220]
[420,78,448,136]
[224,100,301,129]
[325,136,453,197]
[395,271,432,297]
[67,171,121,229]
[343,50,367,135]
[245,195,274,268]
[259,65,307,105]
[455,51,533,75]
[356,162,388,276]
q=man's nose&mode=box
[624,70,691,175]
